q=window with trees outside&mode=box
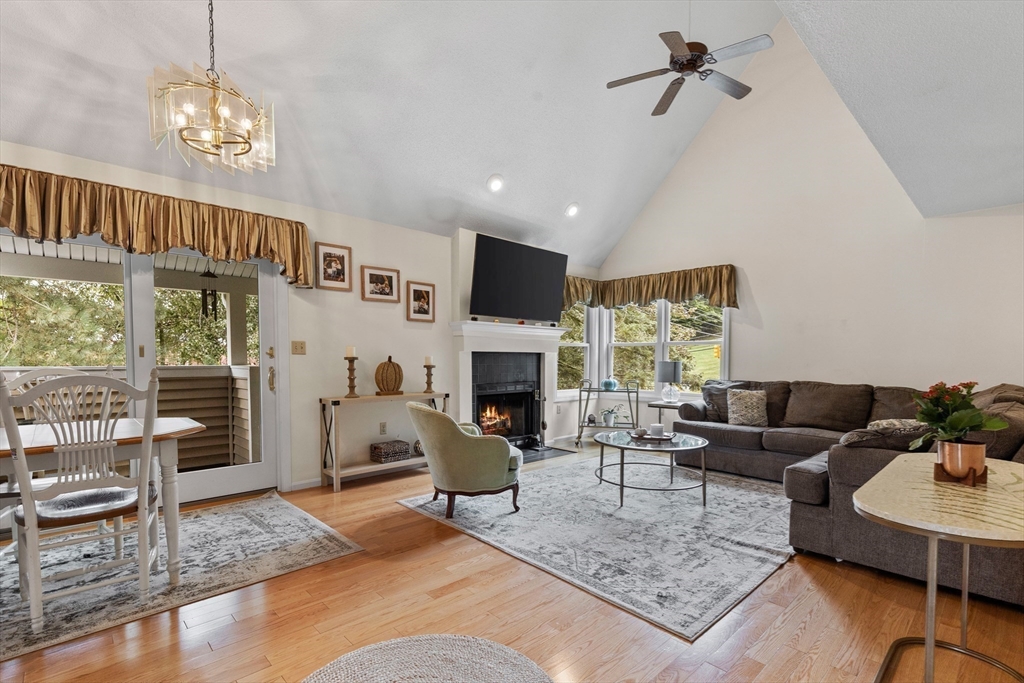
[553,296,725,396]
[557,303,587,390]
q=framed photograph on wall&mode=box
[361,265,401,303]
[315,242,352,291]
[406,281,435,322]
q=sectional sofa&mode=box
[673,380,1024,605]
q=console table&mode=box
[320,392,448,493]
[575,379,640,446]
[853,453,1024,683]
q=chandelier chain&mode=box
[208,0,216,77]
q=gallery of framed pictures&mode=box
[407,281,435,322]
[315,242,352,291]
[361,265,401,303]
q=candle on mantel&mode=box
[346,346,356,358]
[425,356,434,366]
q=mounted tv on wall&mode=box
[469,234,568,323]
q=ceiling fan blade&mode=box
[705,34,774,64]
[652,77,685,116]
[659,31,691,58]
[607,68,672,89]
[700,70,752,99]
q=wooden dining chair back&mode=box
[0,368,160,633]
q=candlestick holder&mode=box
[344,357,359,398]
[424,364,436,394]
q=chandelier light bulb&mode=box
[218,105,230,117]
[200,129,213,141]
[183,103,195,115]
[242,118,252,130]
[565,203,580,217]
[174,113,186,126]
[487,174,504,192]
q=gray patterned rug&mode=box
[0,491,361,661]
[399,453,792,640]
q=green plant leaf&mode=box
[980,416,1009,431]
[909,433,935,450]
[945,409,984,432]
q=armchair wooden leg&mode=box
[432,489,439,502]
[511,482,520,513]
[445,494,456,519]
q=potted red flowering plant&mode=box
[910,381,1007,478]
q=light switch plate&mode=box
[291,341,307,355]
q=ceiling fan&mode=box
[608,31,773,116]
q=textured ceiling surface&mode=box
[779,0,1024,217]
[0,0,781,267]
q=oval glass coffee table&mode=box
[592,430,710,507]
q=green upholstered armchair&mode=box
[406,402,522,518]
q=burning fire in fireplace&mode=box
[479,403,512,436]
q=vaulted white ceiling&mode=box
[779,0,1024,217]
[0,0,781,268]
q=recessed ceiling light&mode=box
[487,174,504,192]
[564,203,580,217]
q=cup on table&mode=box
[649,424,665,437]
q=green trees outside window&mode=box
[557,303,586,390]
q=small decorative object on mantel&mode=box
[370,439,411,463]
[375,356,404,396]
[423,356,436,394]
[601,377,619,391]
[344,346,359,399]
[910,381,1008,486]
[413,440,424,457]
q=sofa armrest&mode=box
[679,399,707,422]
[827,444,905,489]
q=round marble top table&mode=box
[592,431,709,507]
[853,453,1024,683]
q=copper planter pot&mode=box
[937,440,986,478]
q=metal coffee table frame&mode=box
[593,431,709,507]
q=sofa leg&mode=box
[511,482,520,513]
[432,489,439,502]
[445,494,456,519]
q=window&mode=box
[0,274,126,367]
[610,303,658,389]
[557,303,587,390]
[666,296,724,392]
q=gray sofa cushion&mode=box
[869,386,919,422]
[828,444,901,488]
[763,427,844,456]
[840,425,931,451]
[969,401,1024,460]
[973,383,1024,410]
[701,380,790,426]
[783,451,829,505]
[782,381,874,433]
[673,420,766,450]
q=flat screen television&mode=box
[469,235,568,323]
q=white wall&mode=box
[599,19,1024,390]
[0,142,456,487]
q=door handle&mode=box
[268,366,276,392]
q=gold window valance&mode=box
[0,164,313,287]
[564,264,737,310]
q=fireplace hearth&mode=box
[472,352,542,446]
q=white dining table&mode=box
[0,417,205,585]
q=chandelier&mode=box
[146,0,275,175]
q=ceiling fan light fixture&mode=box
[564,203,580,218]
[487,174,504,192]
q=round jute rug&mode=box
[301,634,552,683]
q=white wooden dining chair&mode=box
[0,368,160,633]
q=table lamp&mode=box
[656,360,682,402]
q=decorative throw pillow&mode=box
[867,418,925,430]
[727,389,768,427]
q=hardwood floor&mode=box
[2,443,1022,683]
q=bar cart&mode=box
[575,379,641,446]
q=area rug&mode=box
[301,634,551,683]
[399,453,792,640]
[0,491,362,660]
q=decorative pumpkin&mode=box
[413,439,424,457]
[375,356,404,396]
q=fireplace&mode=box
[472,352,542,446]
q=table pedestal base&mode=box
[874,638,1024,683]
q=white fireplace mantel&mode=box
[449,321,566,440]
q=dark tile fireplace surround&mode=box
[471,352,542,447]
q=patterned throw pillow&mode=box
[867,418,924,430]
[727,389,768,427]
